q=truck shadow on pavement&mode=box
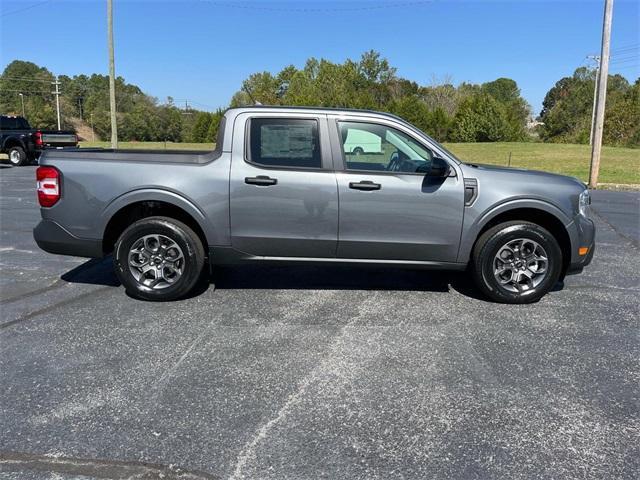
[61,256,495,301]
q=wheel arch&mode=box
[460,201,574,277]
[2,137,26,151]
[101,190,212,255]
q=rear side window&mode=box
[248,118,321,169]
[1,117,17,129]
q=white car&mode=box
[343,128,382,154]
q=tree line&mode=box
[539,67,639,147]
[0,60,222,143]
[1,54,638,147]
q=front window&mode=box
[338,121,433,174]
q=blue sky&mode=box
[1,0,638,115]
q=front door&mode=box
[333,119,465,262]
[230,114,339,257]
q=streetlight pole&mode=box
[107,0,118,148]
[18,93,25,117]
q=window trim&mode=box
[244,117,327,172]
[333,119,437,177]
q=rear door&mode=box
[330,116,465,262]
[229,112,339,257]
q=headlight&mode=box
[579,189,591,217]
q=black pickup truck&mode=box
[0,115,78,166]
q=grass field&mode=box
[444,142,639,185]
[78,141,639,185]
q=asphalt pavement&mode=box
[0,165,638,479]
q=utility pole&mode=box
[107,0,118,148]
[182,100,193,116]
[587,55,600,146]
[52,76,61,130]
[589,0,614,189]
[90,113,95,142]
[18,93,25,117]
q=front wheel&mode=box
[113,216,205,301]
[472,221,562,304]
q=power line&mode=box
[200,0,433,13]
[610,57,639,66]
[0,0,51,18]
[0,76,55,83]
[610,43,639,54]
[0,89,52,94]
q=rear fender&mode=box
[100,189,220,246]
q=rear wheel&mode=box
[472,221,562,304]
[113,216,205,301]
[7,146,28,166]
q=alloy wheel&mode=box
[127,234,184,289]
[493,238,549,294]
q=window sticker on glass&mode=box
[260,124,314,159]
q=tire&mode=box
[352,146,364,155]
[113,216,205,301]
[471,221,562,304]
[7,146,28,166]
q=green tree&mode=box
[482,78,529,140]
[191,112,213,142]
[450,93,512,142]
[0,60,57,128]
[539,67,637,146]
[206,110,225,143]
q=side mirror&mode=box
[429,157,451,177]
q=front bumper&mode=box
[34,219,103,258]
[566,214,595,275]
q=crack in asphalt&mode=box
[0,285,113,331]
[0,451,220,479]
[0,278,66,305]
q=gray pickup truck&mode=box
[33,106,595,303]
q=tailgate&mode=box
[41,132,78,147]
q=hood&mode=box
[462,162,586,189]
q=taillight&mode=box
[34,131,43,147]
[36,166,60,207]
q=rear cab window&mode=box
[0,117,30,130]
[248,118,321,169]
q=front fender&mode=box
[457,198,575,264]
[100,188,220,246]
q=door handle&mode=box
[245,175,277,186]
[349,180,381,191]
